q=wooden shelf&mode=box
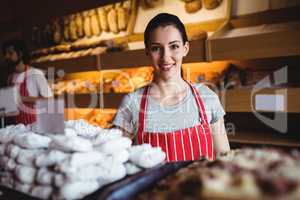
[62,93,101,108]
[97,39,206,69]
[229,131,300,148]
[207,21,300,61]
[61,87,300,112]
[33,55,100,74]
[62,93,126,109]
[221,87,300,113]
[102,93,126,108]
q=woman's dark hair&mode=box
[144,13,188,48]
[2,39,30,64]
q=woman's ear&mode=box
[183,41,189,57]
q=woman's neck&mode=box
[152,76,188,96]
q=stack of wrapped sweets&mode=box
[0,119,166,199]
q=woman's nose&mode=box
[161,47,171,60]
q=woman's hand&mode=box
[210,118,230,154]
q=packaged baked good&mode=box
[63,17,71,42]
[75,13,84,38]
[141,0,163,9]
[203,0,223,10]
[53,18,63,44]
[69,14,78,41]
[185,0,202,13]
[83,11,92,37]
[90,9,102,36]
[117,6,128,31]
[107,7,119,34]
[97,8,109,32]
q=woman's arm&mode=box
[210,118,230,154]
[21,96,50,103]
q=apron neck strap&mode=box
[138,86,150,133]
[137,81,210,133]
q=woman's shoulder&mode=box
[192,83,219,98]
[120,86,148,108]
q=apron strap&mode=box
[137,86,149,133]
[137,81,210,133]
[186,81,209,125]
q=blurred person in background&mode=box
[1,39,53,125]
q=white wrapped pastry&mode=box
[0,172,14,188]
[13,132,51,149]
[65,119,102,139]
[5,143,21,158]
[62,165,105,182]
[17,149,44,166]
[15,165,36,184]
[97,161,126,183]
[54,173,65,187]
[129,144,166,168]
[36,168,54,185]
[0,156,9,169]
[31,185,53,200]
[57,151,106,173]
[64,128,77,137]
[49,135,93,152]
[14,181,31,194]
[125,162,142,175]
[35,150,69,167]
[7,158,17,171]
[57,181,99,200]
[0,132,18,144]
[93,128,123,145]
[95,137,132,154]
[0,144,7,155]
[109,149,129,164]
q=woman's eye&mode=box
[170,44,179,50]
[150,46,160,52]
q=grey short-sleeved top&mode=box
[113,83,225,135]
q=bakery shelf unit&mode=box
[34,55,101,74]
[205,7,300,147]
[221,87,300,113]
[32,39,206,109]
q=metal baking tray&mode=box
[0,161,191,200]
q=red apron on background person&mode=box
[137,82,215,162]
[9,65,36,125]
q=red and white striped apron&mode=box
[137,82,215,162]
[14,65,36,125]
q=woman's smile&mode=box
[159,63,175,71]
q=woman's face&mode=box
[146,25,189,80]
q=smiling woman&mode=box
[113,13,230,162]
